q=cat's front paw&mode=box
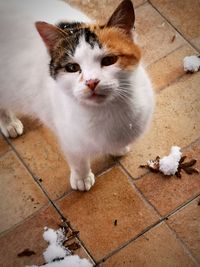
[70,171,95,191]
[0,117,23,138]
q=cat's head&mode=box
[36,0,141,106]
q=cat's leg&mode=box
[0,109,23,138]
[67,154,95,191]
[110,145,130,157]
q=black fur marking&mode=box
[57,21,101,49]
[49,59,62,79]
[57,21,82,36]
[49,22,102,79]
[84,28,101,48]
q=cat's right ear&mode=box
[35,21,65,52]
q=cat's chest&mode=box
[86,106,137,144]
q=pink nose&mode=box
[86,79,100,91]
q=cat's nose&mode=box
[86,79,100,91]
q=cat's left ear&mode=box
[106,0,135,34]
[35,21,66,52]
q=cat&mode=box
[0,0,154,191]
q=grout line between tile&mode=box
[118,159,150,180]
[0,203,51,238]
[97,185,200,265]
[146,44,185,68]
[135,0,148,9]
[157,72,190,93]
[122,161,200,222]
[121,136,200,182]
[165,214,200,266]
[97,219,164,265]
[98,165,200,266]
[163,192,200,220]
[3,136,97,265]
[148,0,200,53]
[55,163,118,203]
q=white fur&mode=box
[0,0,154,191]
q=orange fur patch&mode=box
[94,27,141,70]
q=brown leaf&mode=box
[17,249,36,257]
[65,242,80,251]
[183,167,195,175]
[179,156,187,164]
[171,34,176,42]
[175,169,182,178]
[139,156,160,172]
[181,159,197,168]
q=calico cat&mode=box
[0,0,154,191]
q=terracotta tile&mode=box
[58,167,158,261]
[120,73,200,178]
[11,117,71,200]
[0,205,92,267]
[65,0,146,21]
[12,117,114,200]
[0,151,48,233]
[135,3,186,66]
[150,0,200,41]
[0,134,10,157]
[168,199,200,262]
[135,140,200,216]
[101,223,197,267]
[191,36,200,51]
[147,44,197,92]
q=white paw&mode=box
[111,146,130,157]
[70,171,95,191]
[0,117,23,138]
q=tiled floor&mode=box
[0,0,200,266]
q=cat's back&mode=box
[0,0,90,63]
[0,0,90,25]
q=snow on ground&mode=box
[183,55,200,72]
[159,146,182,175]
[26,228,93,267]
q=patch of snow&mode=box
[159,146,182,175]
[42,228,69,263]
[183,55,200,72]
[43,244,67,263]
[43,228,58,244]
[26,255,92,267]
[26,227,92,267]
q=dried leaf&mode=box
[178,157,199,176]
[17,249,36,257]
[139,156,160,172]
[184,167,199,174]
[140,153,199,179]
[175,169,182,178]
[181,159,197,168]
[183,167,196,174]
[171,35,176,42]
[179,156,187,164]
[65,242,80,251]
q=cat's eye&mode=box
[65,63,81,73]
[101,55,118,67]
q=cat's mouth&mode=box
[87,92,107,103]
